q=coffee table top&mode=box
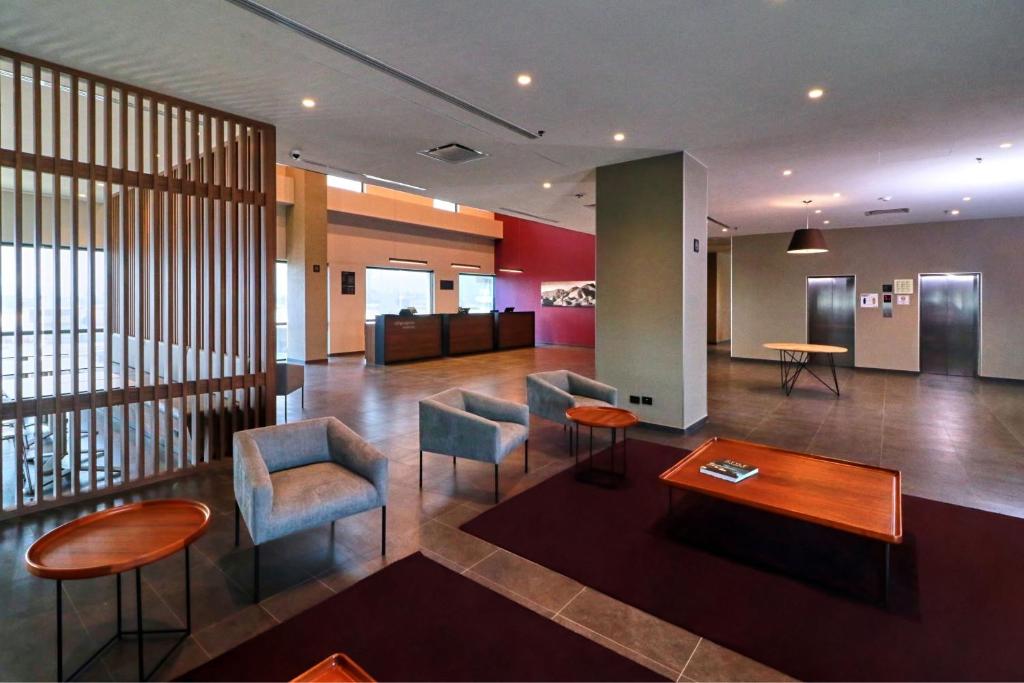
[659,438,902,543]
[25,499,211,580]
[763,342,848,354]
[292,653,375,682]
[565,406,639,429]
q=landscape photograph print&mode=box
[540,281,596,307]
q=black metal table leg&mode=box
[56,580,62,682]
[185,546,191,633]
[135,567,144,682]
[882,542,891,606]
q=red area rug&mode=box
[462,439,1024,681]
[179,552,665,681]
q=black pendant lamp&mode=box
[787,200,829,254]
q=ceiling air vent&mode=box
[864,208,911,217]
[418,143,489,164]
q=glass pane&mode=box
[365,267,433,320]
[327,175,363,193]
[458,274,494,313]
[276,261,287,359]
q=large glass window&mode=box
[275,261,287,359]
[365,267,433,320]
[458,273,495,313]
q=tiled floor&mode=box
[1,344,1021,681]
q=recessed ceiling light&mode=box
[949,209,960,215]
[516,73,532,86]
[782,169,793,176]
[999,142,1013,149]
[962,196,972,201]
[879,195,892,201]
[612,132,626,142]
[823,220,830,225]
[832,192,841,198]
[814,209,822,214]
[807,87,825,99]
[542,181,551,189]
[301,98,316,108]
[722,227,729,232]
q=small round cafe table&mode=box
[25,499,211,681]
[566,406,639,487]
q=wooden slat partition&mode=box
[0,48,277,519]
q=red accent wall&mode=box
[494,214,595,347]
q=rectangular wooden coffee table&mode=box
[659,437,902,600]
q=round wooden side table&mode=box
[565,406,639,487]
[25,499,211,681]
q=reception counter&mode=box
[373,314,443,364]
[495,311,535,350]
[443,313,496,355]
[370,311,535,364]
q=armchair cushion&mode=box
[264,462,379,541]
[527,371,619,425]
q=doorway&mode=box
[806,276,856,367]
[919,273,980,376]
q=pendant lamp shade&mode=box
[787,200,829,254]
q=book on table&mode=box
[699,459,759,482]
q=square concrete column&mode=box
[595,152,708,430]
[284,167,328,363]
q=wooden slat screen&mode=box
[0,48,277,518]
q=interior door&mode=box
[807,276,855,367]
[920,274,980,376]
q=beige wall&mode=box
[731,217,1024,380]
[708,251,732,343]
[326,213,495,354]
[284,168,328,363]
[596,151,708,430]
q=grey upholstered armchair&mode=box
[526,370,619,426]
[233,417,388,601]
[419,388,529,503]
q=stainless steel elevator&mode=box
[807,276,856,367]
[919,274,980,376]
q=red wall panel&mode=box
[494,214,595,347]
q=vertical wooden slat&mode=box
[177,105,189,470]
[104,83,114,489]
[149,96,160,474]
[240,125,250,430]
[69,73,81,497]
[51,70,63,501]
[13,57,25,508]
[262,127,277,426]
[134,91,145,481]
[32,64,44,502]
[204,114,215,463]
[217,118,227,460]
[226,120,237,444]
[119,88,130,486]
[163,102,174,473]
[87,77,98,493]
[190,112,201,466]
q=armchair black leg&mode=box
[453,456,456,470]
[234,503,240,547]
[419,450,423,489]
[494,464,499,504]
[253,545,260,603]
[381,506,387,556]
[525,440,529,473]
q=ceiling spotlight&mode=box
[542,181,552,189]
[823,220,830,225]
[301,98,316,108]
[782,169,793,176]
[722,227,729,232]
[963,196,972,201]
[999,142,1013,149]
[612,132,626,142]
[832,192,841,198]
[879,195,893,201]
[516,73,532,86]
[807,87,825,99]
[814,209,822,214]
[949,209,960,216]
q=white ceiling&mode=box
[2,0,1023,235]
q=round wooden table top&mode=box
[763,342,848,354]
[566,406,640,429]
[25,499,211,580]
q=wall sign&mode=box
[897,294,911,305]
[894,279,914,294]
[341,271,356,295]
[439,279,454,291]
[860,293,879,308]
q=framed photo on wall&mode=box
[541,281,596,307]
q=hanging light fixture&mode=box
[787,200,829,254]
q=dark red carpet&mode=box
[461,439,1024,681]
[179,552,665,682]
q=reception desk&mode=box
[443,313,496,355]
[495,311,535,350]
[373,314,443,364]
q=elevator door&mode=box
[807,276,855,367]
[920,274,980,376]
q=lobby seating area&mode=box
[3,3,1024,681]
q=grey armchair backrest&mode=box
[242,417,332,473]
[531,370,571,393]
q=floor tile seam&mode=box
[459,546,500,574]
[555,611,684,679]
[463,569,560,617]
[551,585,587,619]
[679,636,703,679]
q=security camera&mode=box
[290,149,302,160]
